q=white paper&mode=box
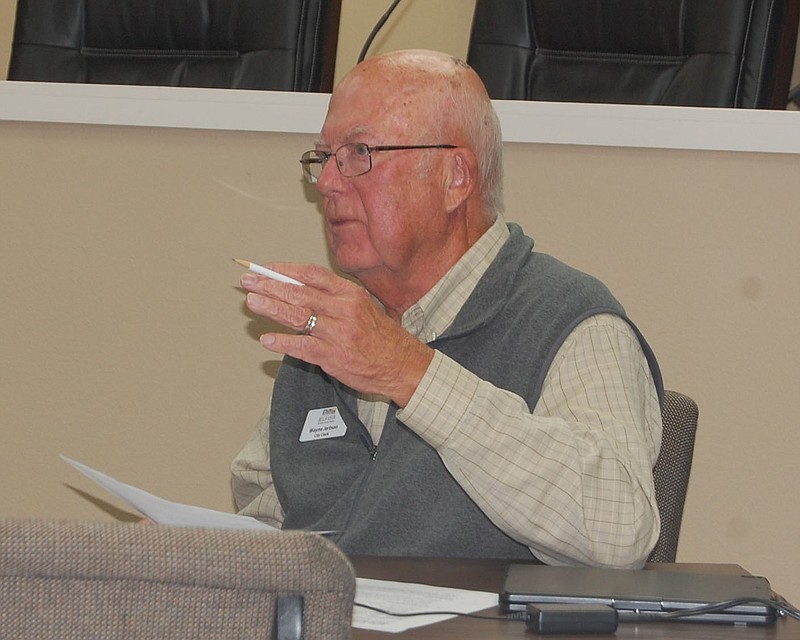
[352,577,497,633]
[61,456,277,531]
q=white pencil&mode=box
[233,258,304,286]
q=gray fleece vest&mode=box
[269,224,663,559]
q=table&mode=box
[350,558,800,639]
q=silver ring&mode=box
[301,313,317,336]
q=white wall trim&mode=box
[2,80,799,154]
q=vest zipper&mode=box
[359,433,378,461]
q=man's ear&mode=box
[444,149,477,213]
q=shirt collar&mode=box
[402,216,509,342]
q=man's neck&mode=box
[358,264,450,321]
[357,211,497,321]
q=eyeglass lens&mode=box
[301,143,372,183]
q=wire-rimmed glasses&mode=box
[300,142,457,184]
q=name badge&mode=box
[299,406,348,442]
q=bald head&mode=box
[346,49,479,94]
[333,50,504,216]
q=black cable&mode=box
[625,597,800,623]
[355,595,800,624]
[357,0,403,63]
[354,601,518,622]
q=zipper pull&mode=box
[359,433,378,461]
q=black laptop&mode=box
[499,565,776,625]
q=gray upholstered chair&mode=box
[647,390,699,563]
[0,519,355,639]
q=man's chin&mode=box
[329,243,379,277]
[331,257,371,278]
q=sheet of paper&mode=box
[62,456,276,531]
[352,577,498,633]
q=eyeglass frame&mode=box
[299,142,457,184]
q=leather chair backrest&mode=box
[467,0,794,108]
[7,0,341,92]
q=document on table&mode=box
[353,577,498,633]
[61,456,276,531]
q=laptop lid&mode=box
[499,565,776,625]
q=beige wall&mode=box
[1,0,14,75]
[332,0,476,83]
[2,0,800,606]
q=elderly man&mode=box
[231,49,663,568]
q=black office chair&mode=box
[467,0,800,108]
[648,390,699,563]
[7,0,341,92]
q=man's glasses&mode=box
[300,142,456,184]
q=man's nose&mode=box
[315,158,344,195]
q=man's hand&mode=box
[239,263,433,407]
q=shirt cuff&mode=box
[397,350,482,449]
